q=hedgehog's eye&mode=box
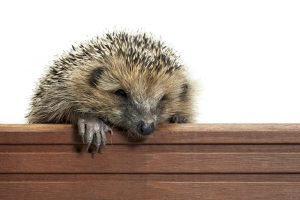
[161,95,168,101]
[114,89,127,98]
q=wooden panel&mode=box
[1,124,300,199]
[1,145,300,173]
[1,182,299,200]
[1,144,300,153]
[0,174,299,200]
[2,174,300,182]
[1,124,300,144]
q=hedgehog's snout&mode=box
[137,121,155,136]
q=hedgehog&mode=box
[27,31,194,152]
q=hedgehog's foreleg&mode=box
[77,116,112,152]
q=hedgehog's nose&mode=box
[137,121,155,136]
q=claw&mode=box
[86,141,92,152]
[169,115,188,123]
[95,131,101,152]
[101,130,107,145]
[96,144,101,153]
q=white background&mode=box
[0,0,299,123]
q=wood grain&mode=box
[1,174,300,200]
[1,149,300,173]
[1,123,300,144]
[0,177,300,200]
[1,174,300,182]
[1,124,300,199]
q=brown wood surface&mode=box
[1,180,300,200]
[1,145,300,173]
[0,174,300,200]
[0,124,300,199]
[1,123,300,144]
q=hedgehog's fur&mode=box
[27,31,194,150]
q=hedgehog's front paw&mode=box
[169,115,188,123]
[77,117,112,152]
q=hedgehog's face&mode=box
[80,61,190,139]
[113,87,158,138]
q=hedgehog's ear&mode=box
[179,83,189,99]
[89,67,104,87]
